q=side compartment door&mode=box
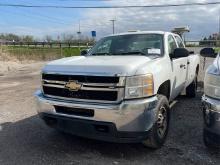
[168,35,187,99]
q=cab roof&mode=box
[107,31,171,37]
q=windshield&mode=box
[89,34,164,56]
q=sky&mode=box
[0,0,220,40]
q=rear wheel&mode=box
[142,95,170,149]
[186,75,197,98]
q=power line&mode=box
[0,2,220,9]
[0,7,112,31]
[57,0,112,1]
[19,8,72,25]
[0,7,72,26]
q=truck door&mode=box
[168,35,187,99]
[174,35,192,86]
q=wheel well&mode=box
[157,80,170,100]
[196,65,199,75]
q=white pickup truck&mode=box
[35,31,200,148]
[200,48,220,148]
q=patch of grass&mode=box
[1,46,87,61]
[214,47,220,53]
[62,47,81,57]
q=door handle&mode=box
[180,64,186,68]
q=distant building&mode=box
[0,39,8,44]
[213,33,218,40]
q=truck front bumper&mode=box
[35,90,158,143]
[202,95,220,144]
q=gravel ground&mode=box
[0,58,219,165]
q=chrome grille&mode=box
[42,73,125,103]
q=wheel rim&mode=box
[157,106,168,139]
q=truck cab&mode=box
[35,31,200,148]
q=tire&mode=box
[42,116,57,128]
[186,75,197,98]
[142,95,170,149]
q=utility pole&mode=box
[77,20,81,50]
[219,11,220,39]
[78,20,81,34]
[110,19,116,34]
[217,11,220,46]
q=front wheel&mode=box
[203,129,217,149]
[142,95,170,149]
[186,75,197,98]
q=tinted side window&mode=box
[168,35,177,55]
[175,36,184,48]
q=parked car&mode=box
[200,48,220,148]
[35,31,200,149]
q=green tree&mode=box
[22,35,34,42]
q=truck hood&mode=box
[43,56,154,76]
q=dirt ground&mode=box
[0,58,220,165]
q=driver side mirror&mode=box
[171,48,189,59]
[80,49,88,56]
[200,48,217,58]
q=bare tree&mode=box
[22,35,34,42]
[61,33,75,42]
[44,35,53,43]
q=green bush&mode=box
[62,47,81,57]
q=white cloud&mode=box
[77,0,220,40]
[1,0,219,40]
[0,24,77,40]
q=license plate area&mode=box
[54,106,94,117]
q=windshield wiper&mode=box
[91,52,110,55]
[120,51,146,55]
[92,51,146,56]
[149,54,161,59]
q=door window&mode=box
[175,36,185,48]
[168,35,177,55]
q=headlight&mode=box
[207,64,220,75]
[125,74,154,99]
[204,70,220,99]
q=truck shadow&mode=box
[0,116,156,161]
[0,92,219,164]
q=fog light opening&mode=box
[94,125,109,133]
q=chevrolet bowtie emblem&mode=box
[65,81,82,91]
